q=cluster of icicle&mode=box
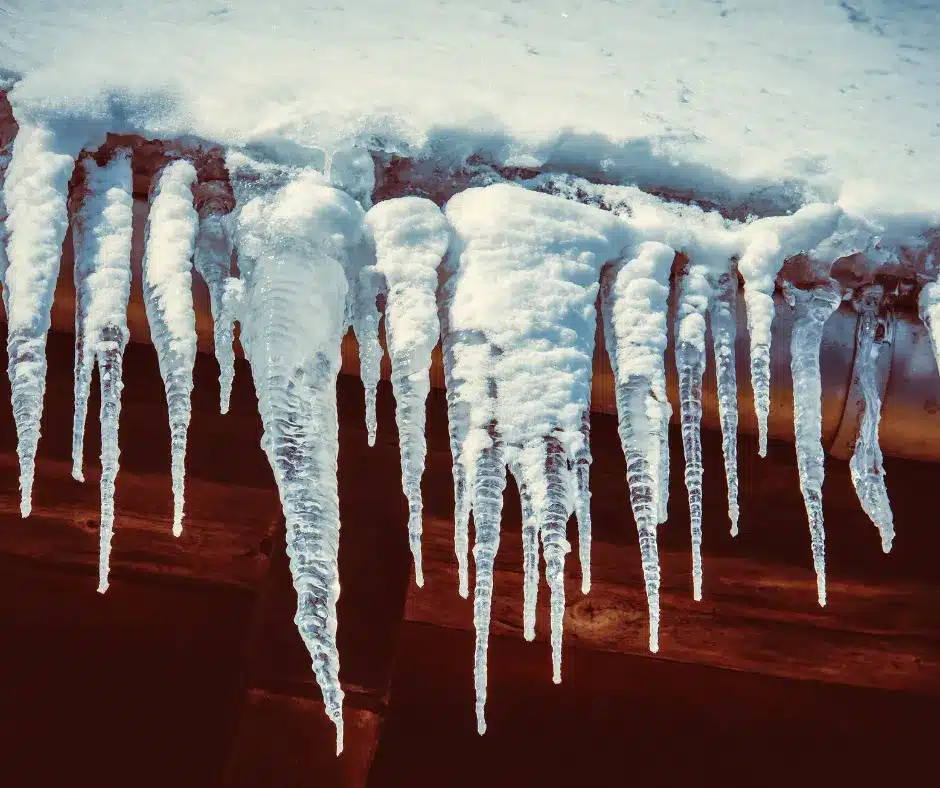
[0,124,927,747]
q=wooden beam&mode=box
[405,398,940,696]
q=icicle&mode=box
[600,241,676,652]
[70,152,134,593]
[443,184,626,694]
[784,281,841,607]
[142,159,199,537]
[708,266,740,535]
[438,268,475,599]
[230,158,366,754]
[193,203,236,413]
[573,409,593,593]
[469,420,507,735]
[0,124,76,516]
[351,265,385,445]
[738,204,843,457]
[675,263,711,600]
[365,198,451,587]
[0,135,11,297]
[849,287,894,552]
[512,470,540,640]
[919,281,940,367]
[517,436,573,683]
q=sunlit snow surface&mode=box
[0,0,937,745]
[1,0,939,227]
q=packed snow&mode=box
[0,0,936,746]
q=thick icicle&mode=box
[351,266,385,445]
[69,152,134,592]
[675,263,711,600]
[230,158,366,754]
[738,204,843,457]
[142,159,199,537]
[573,409,593,593]
[444,184,626,692]
[193,201,236,413]
[1,124,76,516]
[708,266,740,535]
[600,241,676,652]
[365,198,451,586]
[849,287,894,552]
[784,281,841,607]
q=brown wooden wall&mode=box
[0,327,937,787]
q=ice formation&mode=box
[443,183,629,730]
[142,159,199,537]
[674,262,711,601]
[69,151,134,592]
[193,197,236,413]
[365,197,450,586]
[708,265,740,536]
[848,286,894,552]
[1,124,75,516]
[0,95,937,744]
[227,152,367,754]
[600,241,676,652]
[737,205,844,457]
[785,282,843,607]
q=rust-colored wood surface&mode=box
[405,391,940,696]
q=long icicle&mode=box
[600,242,676,652]
[849,286,894,552]
[69,151,134,592]
[142,159,199,537]
[675,262,710,600]
[351,265,385,446]
[513,469,540,641]
[1,124,76,516]
[573,409,593,593]
[366,197,450,586]
[785,281,841,606]
[470,419,507,735]
[231,163,366,754]
[438,267,476,599]
[708,265,740,535]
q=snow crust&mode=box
[1,1,937,235]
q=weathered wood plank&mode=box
[407,512,940,694]
[0,453,279,588]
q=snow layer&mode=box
[1,1,938,236]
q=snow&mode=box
[70,151,134,593]
[1,1,938,238]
